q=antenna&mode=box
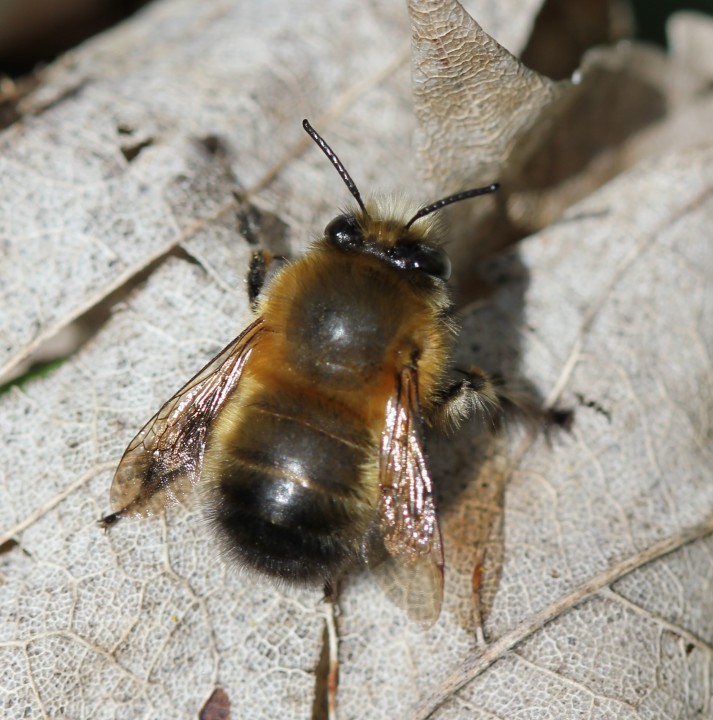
[303,119,369,217]
[405,183,499,229]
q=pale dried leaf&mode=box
[409,0,567,193]
[1,1,713,720]
[409,0,712,272]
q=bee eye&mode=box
[389,244,452,281]
[325,214,362,249]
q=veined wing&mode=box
[101,318,264,526]
[370,366,444,626]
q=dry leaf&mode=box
[409,0,712,286]
[1,1,712,719]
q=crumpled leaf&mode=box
[409,0,567,193]
[409,0,712,277]
[1,1,712,720]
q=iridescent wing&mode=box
[370,366,445,627]
[100,318,264,526]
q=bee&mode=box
[100,119,501,626]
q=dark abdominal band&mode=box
[210,406,370,585]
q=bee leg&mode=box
[97,511,121,531]
[434,367,574,433]
[247,250,288,309]
[545,407,574,431]
[432,367,503,431]
[247,250,271,309]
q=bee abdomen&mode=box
[210,467,357,584]
[205,402,374,585]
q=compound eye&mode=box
[390,244,452,281]
[414,246,451,280]
[325,214,362,249]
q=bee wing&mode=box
[104,318,264,522]
[370,366,445,627]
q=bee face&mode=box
[100,120,500,627]
[324,211,453,281]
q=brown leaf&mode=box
[409,0,712,297]
[409,0,567,194]
[199,687,231,720]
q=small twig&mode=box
[324,600,340,720]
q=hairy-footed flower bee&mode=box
[100,120,502,626]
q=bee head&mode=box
[303,119,499,283]
[324,210,453,280]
